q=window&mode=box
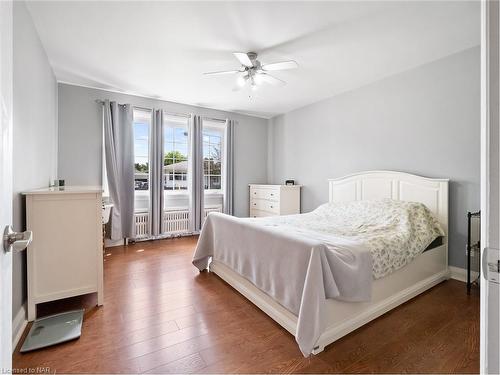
[133,109,152,232]
[127,110,230,239]
[163,115,189,191]
[133,109,151,192]
[203,120,225,192]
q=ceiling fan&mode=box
[203,52,298,91]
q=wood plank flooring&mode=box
[13,236,479,374]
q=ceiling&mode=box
[26,1,480,119]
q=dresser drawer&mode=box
[250,209,277,218]
[250,198,280,214]
[250,187,280,201]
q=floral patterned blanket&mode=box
[257,199,444,279]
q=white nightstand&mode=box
[249,184,302,218]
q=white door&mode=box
[481,1,500,373]
[0,0,13,370]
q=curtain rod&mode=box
[95,100,227,122]
[95,99,191,119]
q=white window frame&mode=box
[163,113,190,193]
[133,108,153,220]
[133,108,153,192]
[202,118,226,196]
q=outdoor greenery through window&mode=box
[133,109,151,191]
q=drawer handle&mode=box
[253,203,256,206]
[270,206,273,209]
[270,193,274,196]
[253,192,257,195]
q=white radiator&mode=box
[134,212,149,239]
[134,205,222,238]
[163,209,190,234]
[204,206,222,218]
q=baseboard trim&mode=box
[104,238,125,248]
[12,303,27,352]
[449,266,479,283]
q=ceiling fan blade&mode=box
[257,73,286,86]
[233,52,253,68]
[261,60,298,71]
[203,69,241,76]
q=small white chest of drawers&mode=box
[249,184,301,218]
[23,186,104,321]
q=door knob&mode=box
[3,225,32,253]
[482,247,500,283]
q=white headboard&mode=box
[328,171,449,235]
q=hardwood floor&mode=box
[13,236,479,374]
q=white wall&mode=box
[57,83,268,217]
[268,47,480,269]
[12,1,58,320]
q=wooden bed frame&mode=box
[210,171,450,355]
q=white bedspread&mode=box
[192,213,372,357]
[192,199,444,356]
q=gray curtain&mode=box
[150,110,164,237]
[223,119,235,215]
[189,115,204,232]
[103,100,135,240]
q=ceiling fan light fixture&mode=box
[237,74,248,87]
[203,51,298,92]
[254,73,264,85]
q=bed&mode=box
[193,171,449,356]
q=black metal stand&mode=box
[467,211,480,294]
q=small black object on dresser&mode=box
[467,211,481,294]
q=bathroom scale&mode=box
[20,309,84,352]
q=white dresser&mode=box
[23,186,104,321]
[249,184,301,218]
